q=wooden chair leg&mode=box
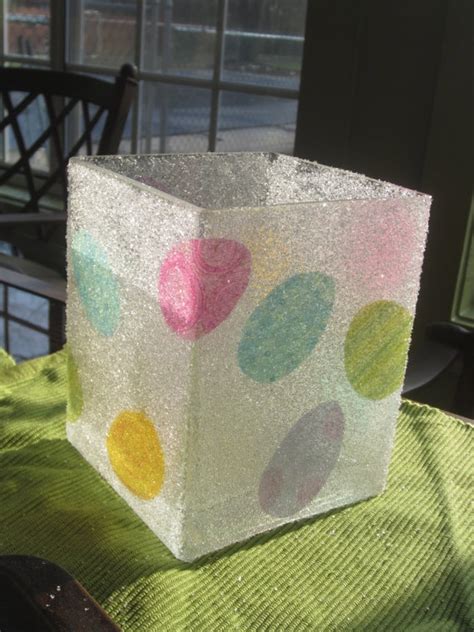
[48,300,65,353]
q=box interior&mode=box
[83,152,420,210]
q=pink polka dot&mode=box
[259,467,284,513]
[159,256,203,335]
[158,239,251,339]
[297,476,324,507]
[258,402,344,517]
[191,239,246,275]
[346,203,417,293]
[323,417,343,441]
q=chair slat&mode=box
[81,100,93,155]
[0,67,119,108]
[68,105,106,158]
[43,94,67,200]
[1,91,38,211]
[0,212,67,225]
[23,106,106,212]
[0,92,38,134]
[0,266,66,302]
[0,97,79,188]
[0,64,137,354]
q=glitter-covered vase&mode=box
[66,153,431,561]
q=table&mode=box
[0,349,472,631]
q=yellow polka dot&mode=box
[107,411,165,500]
[245,229,294,299]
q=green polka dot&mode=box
[66,346,84,422]
[344,300,412,400]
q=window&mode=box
[452,194,474,327]
[1,0,307,156]
[2,0,50,58]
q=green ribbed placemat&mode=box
[0,351,472,631]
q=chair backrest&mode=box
[0,64,137,213]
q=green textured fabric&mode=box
[0,351,472,631]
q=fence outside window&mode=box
[1,0,307,162]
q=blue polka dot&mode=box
[238,273,335,382]
[72,230,120,336]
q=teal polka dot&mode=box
[238,273,335,383]
[72,230,121,336]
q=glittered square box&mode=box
[66,153,431,561]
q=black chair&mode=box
[403,321,474,418]
[0,63,137,356]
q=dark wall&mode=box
[294,0,473,349]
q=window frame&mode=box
[0,0,304,156]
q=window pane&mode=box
[2,91,50,171]
[119,109,134,154]
[217,91,297,154]
[454,206,474,325]
[8,320,49,362]
[223,0,306,90]
[143,0,217,79]
[139,82,210,153]
[67,0,136,68]
[8,288,48,328]
[62,72,127,156]
[5,0,50,59]
[64,99,107,157]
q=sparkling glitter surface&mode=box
[66,152,431,561]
